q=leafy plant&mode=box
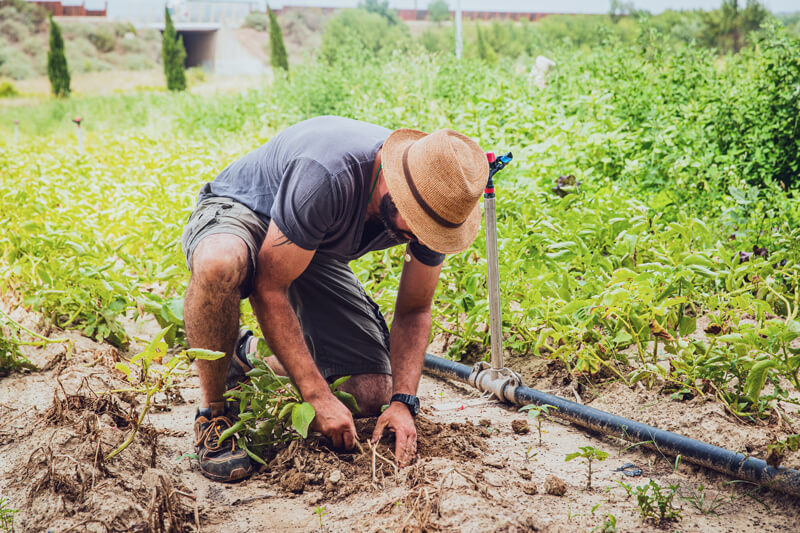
[314,505,327,528]
[565,446,609,489]
[0,307,72,375]
[222,339,359,465]
[519,403,556,445]
[591,512,617,533]
[618,479,682,524]
[680,483,728,515]
[106,326,223,460]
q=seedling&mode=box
[519,403,556,445]
[618,479,682,524]
[314,505,327,528]
[222,338,360,465]
[591,513,617,533]
[681,483,727,515]
[106,325,224,460]
[0,496,18,533]
[565,446,609,489]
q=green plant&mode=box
[519,403,556,445]
[681,483,728,515]
[0,496,18,533]
[0,307,72,375]
[222,339,359,464]
[565,446,609,488]
[268,6,289,72]
[591,512,617,533]
[0,81,18,97]
[88,27,115,53]
[243,11,269,32]
[619,479,682,524]
[162,8,186,91]
[46,14,70,97]
[106,326,223,460]
[314,505,327,528]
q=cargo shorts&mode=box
[181,196,392,379]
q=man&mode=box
[181,115,488,482]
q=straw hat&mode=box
[382,128,488,254]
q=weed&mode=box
[314,505,327,529]
[618,479,682,524]
[519,403,556,445]
[0,496,17,533]
[591,513,617,533]
[565,446,609,489]
[681,483,728,515]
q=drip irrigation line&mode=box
[423,353,800,499]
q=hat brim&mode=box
[382,128,482,255]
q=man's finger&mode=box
[331,431,343,449]
[343,428,355,450]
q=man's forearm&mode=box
[388,308,432,396]
[251,288,329,401]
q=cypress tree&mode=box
[47,15,70,97]
[162,8,187,91]
[268,6,289,72]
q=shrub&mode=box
[428,0,450,23]
[0,80,19,97]
[124,53,153,71]
[0,44,36,79]
[243,11,268,31]
[47,15,70,96]
[320,9,411,65]
[268,6,289,71]
[162,8,186,91]
[119,35,146,54]
[0,18,29,43]
[89,27,116,53]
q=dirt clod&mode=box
[522,482,538,495]
[479,418,492,427]
[511,419,530,434]
[328,469,342,484]
[482,456,506,469]
[544,475,567,496]
[281,471,306,493]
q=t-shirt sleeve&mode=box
[270,158,340,251]
[409,241,446,267]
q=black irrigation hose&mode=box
[423,353,800,498]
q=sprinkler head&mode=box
[14,119,19,125]
[486,152,496,163]
[72,117,82,126]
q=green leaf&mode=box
[744,359,778,406]
[329,375,351,391]
[217,420,244,444]
[278,401,297,420]
[291,402,316,439]
[186,348,225,361]
[565,452,581,462]
[114,362,131,378]
[334,390,361,414]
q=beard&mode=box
[378,193,409,243]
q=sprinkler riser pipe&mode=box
[483,195,503,371]
[423,353,800,498]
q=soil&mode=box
[2,304,800,532]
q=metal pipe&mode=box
[423,353,800,498]
[483,156,503,372]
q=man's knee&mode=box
[335,373,392,417]
[190,234,250,291]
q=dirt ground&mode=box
[1,304,800,532]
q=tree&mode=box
[47,14,70,97]
[609,0,635,23]
[162,8,186,91]
[701,0,769,53]
[475,23,497,64]
[428,0,450,23]
[359,0,400,25]
[268,6,289,72]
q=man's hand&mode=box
[371,402,417,467]
[308,390,357,450]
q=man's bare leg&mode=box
[184,234,250,408]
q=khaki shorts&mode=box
[181,196,392,379]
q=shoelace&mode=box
[196,415,235,453]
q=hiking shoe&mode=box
[225,328,255,392]
[194,401,253,482]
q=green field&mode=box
[2,7,800,425]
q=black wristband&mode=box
[390,393,420,417]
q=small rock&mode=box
[281,471,305,494]
[482,456,506,469]
[511,419,530,435]
[518,470,532,480]
[479,418,492,427]
[522,482,538,495]
[328,469,342,485]
[544,474,567,496]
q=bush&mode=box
[186,66,207,85]
[119,35,146,54]
[320,9,411,65]
[162,8,186,91]
[0,80,19,97]
[428,0,450,23]
[89,28,116,53]
[124,53,153,71]
[243,11,268,31]
[0,44,36,79]
[0,18,29,42]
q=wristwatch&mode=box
[390,393,420,417]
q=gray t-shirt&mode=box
[198,116,445,266]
